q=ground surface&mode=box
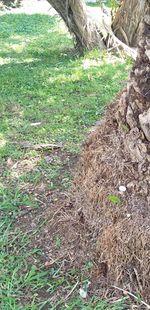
[0,3,131,309]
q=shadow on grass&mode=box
[0,12,129,193]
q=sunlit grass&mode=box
[0,133,7,148]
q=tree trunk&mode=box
[72,5,150,299]
[116,4,150,196]
[47,0,105,52]
[112,0,148,46]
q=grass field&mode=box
[0,12,130,309]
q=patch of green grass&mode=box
[108,194,121,205]
[87,2,100,7]
[0,215,48,309]
[0,12,130,309]
[87,0,118,8]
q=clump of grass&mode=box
[108,194,121,205]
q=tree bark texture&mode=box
[47,0,105,51]
[113,0,148,46]
[116,3,150,199]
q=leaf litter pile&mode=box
[73,98,150,304]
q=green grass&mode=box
[0,12,130,309]
[87,1,118,8]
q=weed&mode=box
[108,194,121,205]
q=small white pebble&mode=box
[119,185,126,192]
[79,288,87,299]
[127,213,131,218]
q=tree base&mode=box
[73,97,150,302]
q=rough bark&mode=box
[116,3,150,199]
[112,0,148,46]
[47,0,105,52]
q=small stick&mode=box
[44,255,64,268]
[16,207,34,218]
[111,297,129,304]
[112,285,150,309]
[12,142,63,150]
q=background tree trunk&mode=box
[112,0,148,46]
[47,0,105,52]
[116,4,150,197]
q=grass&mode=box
[0,12,130,309]
[87,0,118,8]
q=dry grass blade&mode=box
[112,286,150,309]
[64,281,79,301]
